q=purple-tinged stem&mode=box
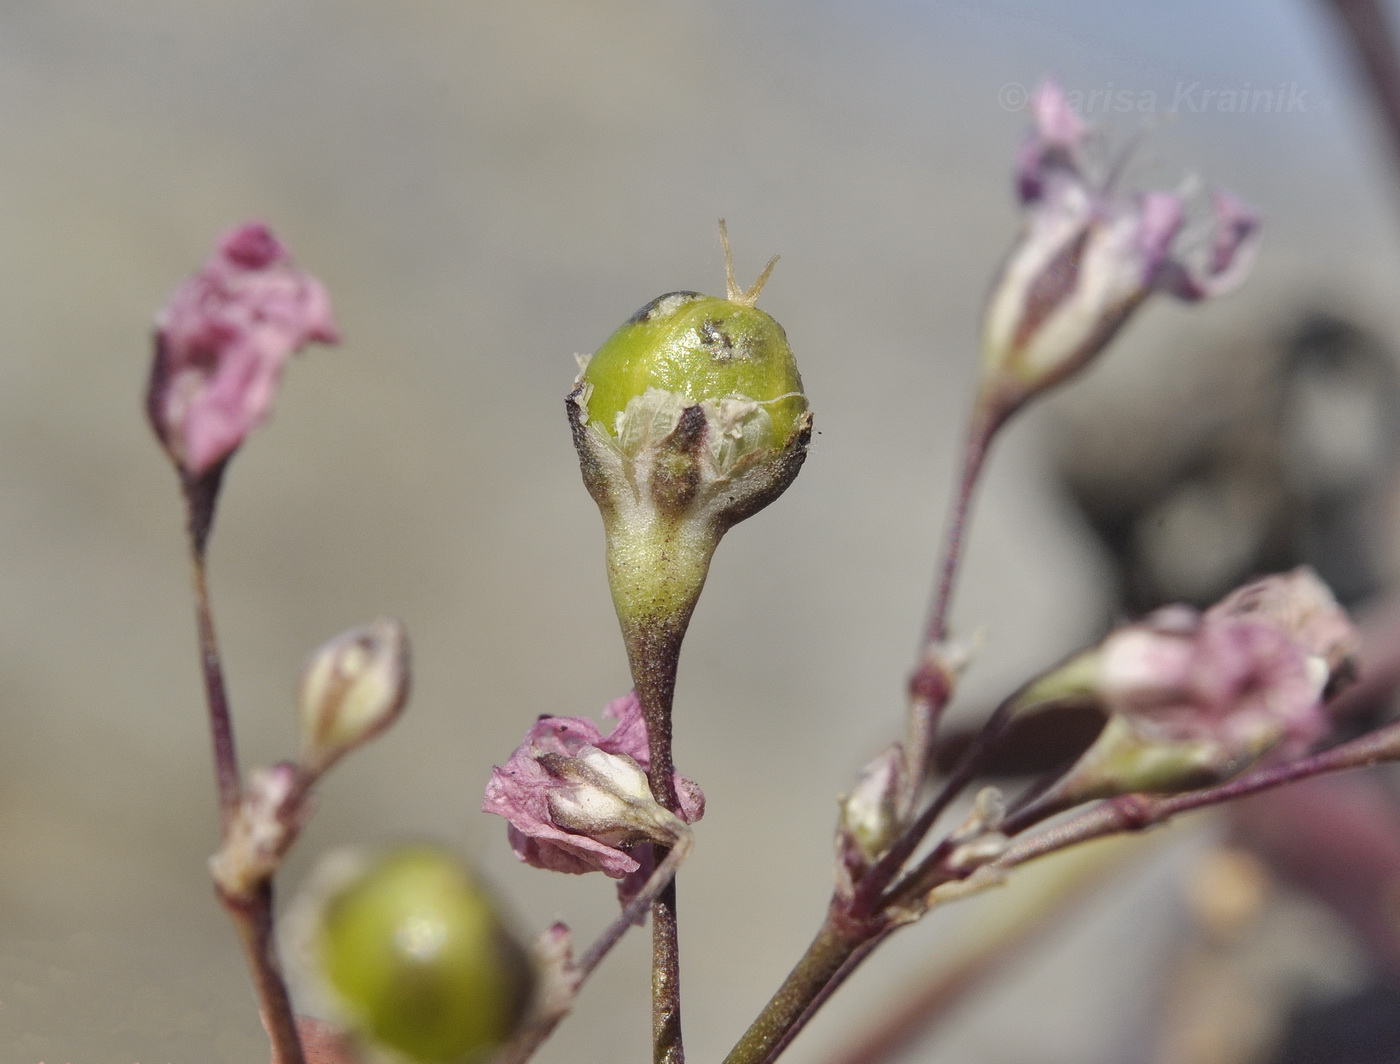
[624,615,689,1064]
[723,406,1011,1064]
[1322,0,1400,192]
[500,836,693,1064]
[1000,720,1400,869]
[182,476,306,1064]
[184,473,241,831]
[190,554,241,832]
[820,848,1120,1064]
[223,882,304,1064]
[923,408,998,650]
[905,407,1002,782]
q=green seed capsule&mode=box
[566,224,814,655]
[581,290,807,450]
[317,848,533,1064]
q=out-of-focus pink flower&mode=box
[483,692,703,882]
[1020,570,1357,810]
[147,222,339,480]
[980,81,1261,423]
[1209,567,1360,690]
[1097,604,1324,759]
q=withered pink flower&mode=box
[483,692,703,882]
[1209,566,1360,690]
[1097,604,1325,759]
[1017,570,1358,812]
[147,222,339,480]
[981,81,1261,423]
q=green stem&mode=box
[722,912,872,1064]
[608,517,719,1064]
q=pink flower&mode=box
[1017,571,1359,813]
[1209,567,1360,691]
[981,81,1261,421]
[1098,605,1325,759]
[483,692,703,881]
[147,222,339,480]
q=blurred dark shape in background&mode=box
[1057,310,1400,618]
[1050,311,1400,1064]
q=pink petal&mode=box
[1155,190,1262,302]
[1016,80,1088,203]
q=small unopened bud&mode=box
[298,619,410,778]
[838,744,909,862]
[835,744,911,903]
[316,847,534,1064]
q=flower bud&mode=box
[978,82,1260,429]
[316,847,534,1064]
[838,744,909,863]
[835,744,910,903]
[298,619,411,778]
[567,225,812,641]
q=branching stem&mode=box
[182,477,305,1064]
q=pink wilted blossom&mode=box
[980,81,1261,423]
[1209,567,1360,690]
[1035,570,1360,807]
[147,222,339,480]
[1097,604,1326,760]
[483,692,704,882]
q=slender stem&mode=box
[822,847,1121,1064]
[722,911,874,1064]
[651,875,683,1064]
[623,614,690,1064]
[499,836,693,1064]
[970,716,1400,883]
[190,549,242,831]
[580,835,692,977]
[221,882,306,1064]
[723,407,1007,1064]
[923,410,996,649]
[181,474,305,1064]
[184,470,241,831]
[1322,0,1400,190]
[755,932,887,1064]
[904,408,999,787]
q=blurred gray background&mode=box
[2,2,1400,1062]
